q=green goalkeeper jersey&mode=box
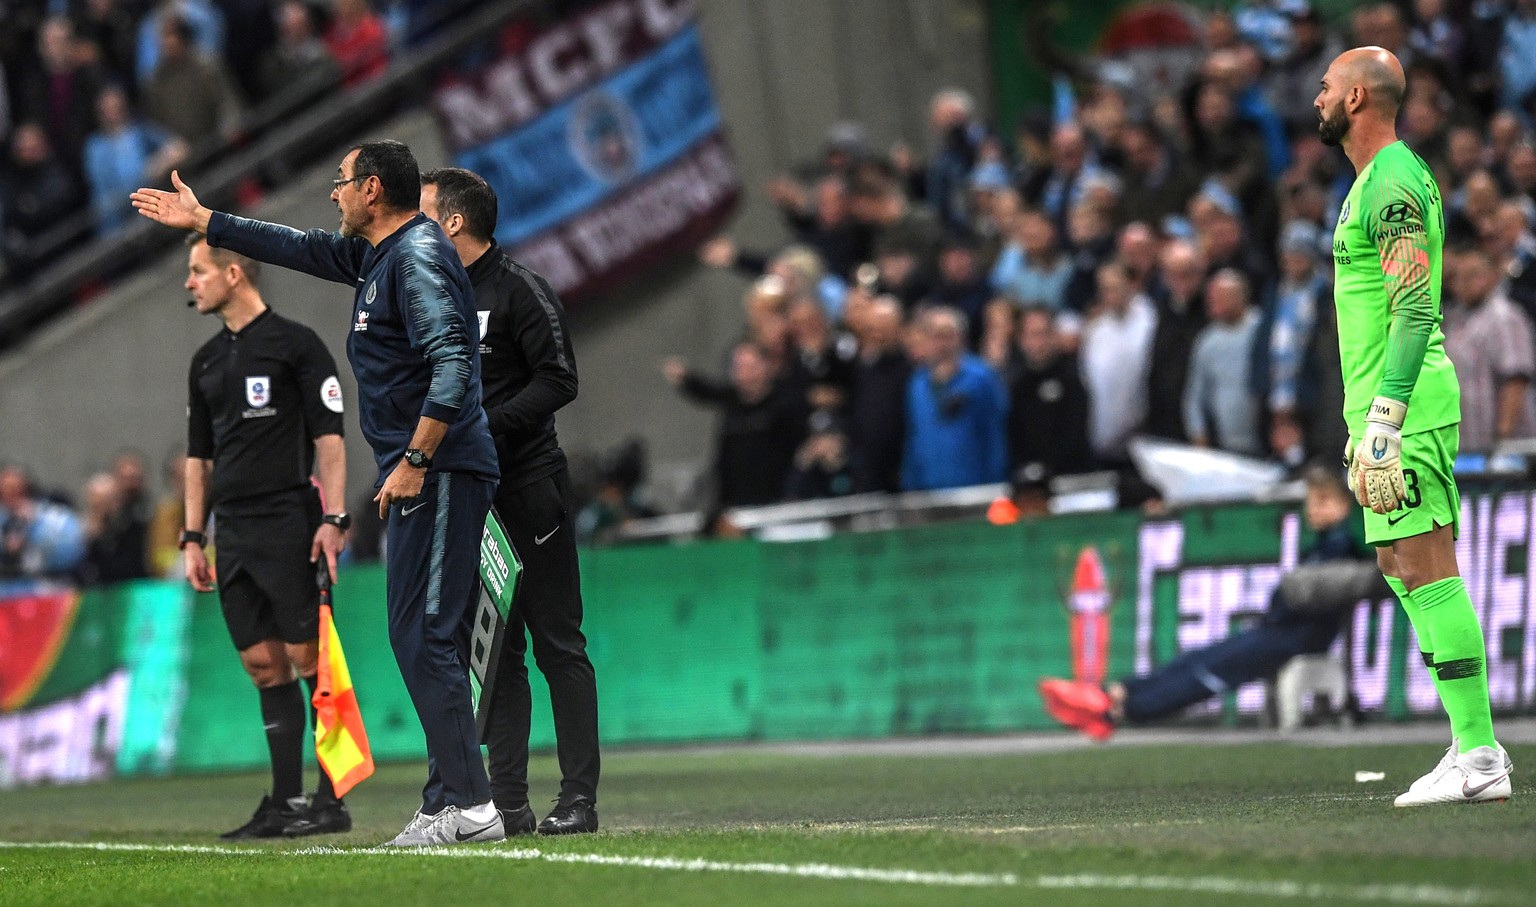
[1332,140,1459,436]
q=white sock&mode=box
[460,801,498,822]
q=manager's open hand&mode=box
[130,170,212,233]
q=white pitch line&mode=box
[0,841,1016,888]
[1037,874,1512,906]
[0,842,1518,903]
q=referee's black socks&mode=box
[258,679,306,804]
[302,674,341,805]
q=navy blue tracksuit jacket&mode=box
[207,211,499,485]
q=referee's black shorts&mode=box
[214,486,323,651]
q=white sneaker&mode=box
[385,803,505,847]
[383,808,439,847]
[1394,745,1512,807]
[1408,741,1515,794]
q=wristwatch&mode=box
[178,529,207,549]
[403,448,433,470]
[322,513,352,531]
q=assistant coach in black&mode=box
[181,235,352,839]
[422,167,600,835]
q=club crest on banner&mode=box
[245,376,271,408]
[569,90,641,184]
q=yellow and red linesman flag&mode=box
[313,565,373,797]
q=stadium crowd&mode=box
[0,449,187,585]
[661,0,1536,533]
[0,0,415,284]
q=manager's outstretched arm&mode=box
[132,171,368,286]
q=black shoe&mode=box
[283,798,353,837]
[498,804,537,836]
[536,796,598,835]
[220,795,306,840]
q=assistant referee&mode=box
[180,235,352,839]
[421,168,600,835]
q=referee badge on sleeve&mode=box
[321,376,344,413]
[246,376,271,408]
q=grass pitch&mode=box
[2,726,1533,906]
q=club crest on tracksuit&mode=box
[245,376,271,407]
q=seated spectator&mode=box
[664,342,805,510]
[901,307,1007,491]
[111,447,150,522]
[742,275,792,369]
[1444,127,1487,191]
[1264,5,1342,138]
[0,123,85,280]
[76,0,141,89]
[1006,306,1091,480]
[990,208,1073,313]
[1189,183,1272,291]
[870,238,933,309]
[1184,269,1264,456]
[930,234,991,345]
[1443,248,1536,452]
[922,88,986,233]
[1062,201,1118,314]
[325,0,390,88]
[784,294,855,417]
[1111,222,1154,290]
[135,0,227,84]
[1269,222,1333,466]
[1033,123,1103,233]
[142,12,239,147]
[1040,466,1376,738]
[16,16,104,179]
[575,439,655,547]
[78,471,148,586]
[84,84,187,232]
[1499,1,1536,115]
[1115,118,1201,231]
[1186,81,1268,204]
[786,416,856,501]
[147,446,186,578]
[1485,201,1536,318]
[847,296,911,493]
[1144,239,1208,443]
[1079,262,1157,467]
[1446,170,1501,247]
[1407,0,1463,73]
[0,465,85,580]
[257,0,341,108]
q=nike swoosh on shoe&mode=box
[1462,774,1509,798]
[454,822,498,841]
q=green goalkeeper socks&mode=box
[1409,576,1496,752]
[1384,575,1446,707]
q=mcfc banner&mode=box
[431,0,740,304]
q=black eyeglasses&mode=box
[331,175,369,190]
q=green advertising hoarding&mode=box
[5,488,1534,786]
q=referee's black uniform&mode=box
[190,307,343,644]
[187,301,348,838]
[468,244,600,828]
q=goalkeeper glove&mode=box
[1353,396,1407,513]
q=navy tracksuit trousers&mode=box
[385,471,495,814]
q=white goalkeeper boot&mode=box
[1405,739,1514,794]
[1395,745,1512,807]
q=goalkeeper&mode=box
[1316,46,1509,806]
